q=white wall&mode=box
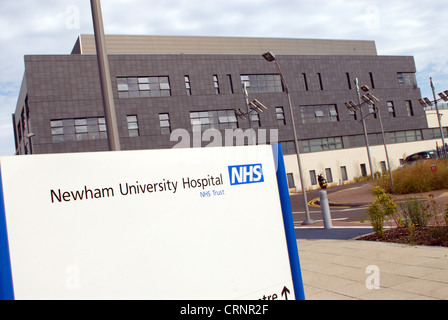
[284,139,442,192]
[425,109,448,128]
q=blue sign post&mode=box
[0,171,14,300]
[273,144,306,300]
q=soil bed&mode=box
[358,226,448,247]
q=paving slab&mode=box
[297,239,448,300]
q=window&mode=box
[406,100,414,117]
[380,161,387,173]
[240,74,283,94]
[301,137,343,153]
[276,107,286,126]
[280,141,296,155]
[346,134,383,148]
[190,110,238,131]
[287,173,295,189]
[387,101,396,117]
[51,117,106,143]
[348,108,357,121]
[213,75,220,94]
[117,76,171,98]
[250,113,261,128]
[50,120,63,143]
[390,130,422,143]
[360,164,367,177]
[325,168,333,183]
[397,72,417,88]
[368,133,383,145]
[185,76,191,95]
[340,166,348,181]
[127,115,139,137]
[302,73,309,91]
[346,73,352,90]
[300,104,339,124]
[227,74,234,94]
[159,114,171,135]
[369,72,375,89]
[310,170,317,186]
[317,73,324,90]
[368,104,377,119]
[425,127,448,139]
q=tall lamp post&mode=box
[91,0,121,151]
[356,78,374,180]
[418,77,448,157]
[262,52,315,225]
[345,91,394,191]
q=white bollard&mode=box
[319,190,333,229]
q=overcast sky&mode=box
[1,0,447,156]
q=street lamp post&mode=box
[90,0,121,151]
[431,78,447,155]
[355,78,375,180]
[345,88,394,190]
[262,52,315,225]
[375,106,394,191]
[418,78,448,157]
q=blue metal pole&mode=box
[273,144,305,300]
[0,170,14,300]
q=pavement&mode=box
[294,183,448,300]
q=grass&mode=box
[365,161,448,244]
[375,159,448,195]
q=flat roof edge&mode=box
[74,34,378,56]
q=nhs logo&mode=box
[228,164,264,186]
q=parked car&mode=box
[400,150,438,168]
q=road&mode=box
[290,182,370,225]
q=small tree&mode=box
[367,186,398,237]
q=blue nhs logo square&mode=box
[228,164,264,186]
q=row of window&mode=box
[117,76,171,98]
[304,163,376,188]
[51,118,107,143]
[306,158,398,187]
[50,106,275,143]
[116,72,417,99]
[50,111,244,142]
[300,104,339,124]
[287,166,350,190]
[300,101,415,125]
[117,74,284,98]
[102,101,413,141]
[308,167,345,185]
[50,114,446,159]
[190,110,239,131]
[50,114,170,143]
[280,128,444,155]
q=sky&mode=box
[1,0,448,156]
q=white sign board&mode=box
[0,145,304,300]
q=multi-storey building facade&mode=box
[13,35,444,190]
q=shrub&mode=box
[367,202,385,237]
[376,159,448,194]
[367,186,398,237]
[399,198,431,228]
